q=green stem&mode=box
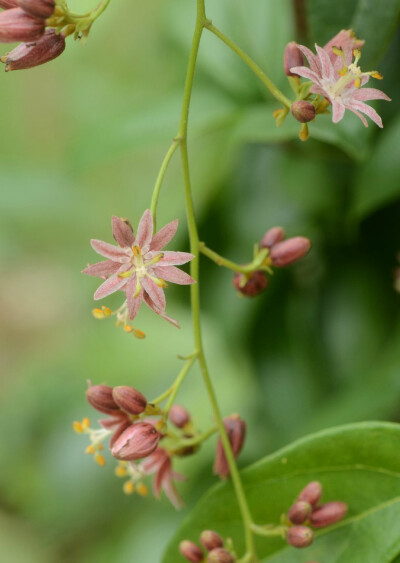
[176,426,217,448]
[200,242,269,274]
[205,21,292,109]
[177,0,256,558]
[150,139,180,228]
[251,523,288,538]
[164,354,198,415]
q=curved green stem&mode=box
[200,242,269,274]
[204,21,292,109]
[150,138,180,228]
[176,426,217,448]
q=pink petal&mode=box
[135,209,153,249]
[346,100,383,128]
[91,239,130,262]
[150,219,178,251]
[153,460,169,498]
[346,106,368,127]
[332,101,345,123]
[111,216,135,247]
[296,44,321,74]
[157,251,194,266]
[162,473,184,509]
[153,265,195,285]
[351,88,391,102]
[289,65,321,83]
[142,277,166,311]
[125,275,142,320]
[143,293,180,328]
[82,260,121,277]
[316,44,334,81]
[94,275,126,300]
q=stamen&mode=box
[132,245,142,256]
[85,445,95,454]
[115,464,128,478]
[95,453,106,466]
[338,66,348,77]
[123,481,135,495]
[370,71,383,80]
[353,48,361,65]
[118,270,133,279]
[133,278,142,298]
[92,306,112,319]
[137,483,148,497]
[354,77,361,88]
[332,46,345,62]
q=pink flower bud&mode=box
[213,414,246,479]
[310,501,348,528]
[17,0,54,18]
[111,422,160,461]
[288,501,312,524]
[284,41,304,76]
[298,481,322,507]
[179,540,204,562]
[286,526,314,548]
[291,101,316,123]
[169,404,191,428]
[112,386,147,415]
[233,271,268,298]
[1,29,65,71]
[109,418,132,448]
[260,226,285,249]
[86,384,120,415]
[207,548,234,563]
[270,237,311,267]
[200,530,224,551]
[0,1,18,8]
[0,8,44,43]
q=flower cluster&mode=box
[83,210,195,336]
[232,226,311,298]
[180,529,236,562]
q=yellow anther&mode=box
[156,278,168,288]
[95,454,106,467]
[118,270,132,279]
[132,245,142,256]
[371,71,383,80]
[137,483,148,497]
[353,48,361,59]
[123,481,135,495]
[115,465,128,478]
[338,66,348,76]
[123,324,134,333]
[133,329,146,340]
[97,443,104,451]
[332,46,344,58]
[82,418,90,430]
[85,445,95,455]
[102,306,112,317]
[72,421,83,433]
[354,77,361,88]
[92,308,105,319]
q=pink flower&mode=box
[291,31,391,127]
[83,210,195,328]
[141,447,185,509]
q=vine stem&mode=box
[150,139,180,228]
[200,242,270,274]
[176,0,256,559]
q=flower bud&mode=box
[288,501,312,524]
[283,41,304,76]
[179,540,204,562]
[111,422,160,461]
[207,548,234,563]
[310,501,348,528]
[270,237,311,267]
[17,0,54,18]
[86,384,120,415]
[260,226,285,249]
[0,1,18,8]
[0,8,44,43]
[233,271,268,298]
[112,386,147,415]
[169,404,191,428]
[200,530,224,551]
[109,418,132,448]
[213,414,246,479]
[1,29,65,71]
[298,481,322,507]
[291,101,316,123]
[286,526,314,548]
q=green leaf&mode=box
[307,0,359,45]
[163,422,400,562]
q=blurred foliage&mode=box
[0,0,399,562]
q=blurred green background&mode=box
[0,0,399,561]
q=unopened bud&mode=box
[270,236,311,267]
[17,0,54,18]
[0,0,18,8]
[1,29,65,71]
[298,481,322,507]
[111,422,160,461]
[288,501,312,524]
[214,414,246,479]
[284,41,304,76]
[233,271,268,298]
[260,226,285,249]
[291,101,316,123]
[0,8,44,43]
[286,526,314,548]
[179,540,204,562]
[112,386,147,415]
[169,404,191,428]
[207,548,234,563]
[310,501,348,528]
[109,418,132,448]
[200,530,224,551]
[86,384,120,415]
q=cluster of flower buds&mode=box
[213,414,246,479]
[233,227,311,298]
[286,481,348,548]
[180,530,236,562]
[0,0,66,71]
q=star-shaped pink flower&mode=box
[83,210,195,328]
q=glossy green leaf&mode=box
[163,422,400,562]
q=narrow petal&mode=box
[153,265,195,285]
[94,275,126,300]
[347,100,383,127]
[332,101,346,123]
[157,251,194,267]
[351,88,391,102]
[296,44,321,74]
[150,219,178,251]
[346,106,368,127]
[143,293,180,328]
[316,44,334,81]
[135,209,154,248]
[91,239,129,262]
[289,65,321,83]
[125,275,142,320]
[153,460,170,498]
[162,473,184,509]
[142,277,166,311]
[111,216,135,247]
[82,260,121,277]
